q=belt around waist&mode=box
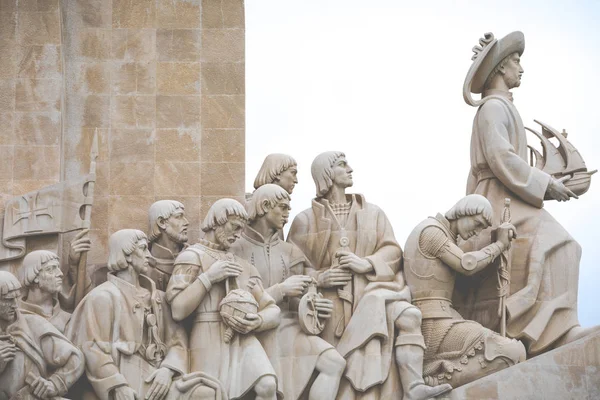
[194,311,222,323]
[412,289,452,302]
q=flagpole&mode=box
[75,130,98,305]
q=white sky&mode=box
[245,0,600,327]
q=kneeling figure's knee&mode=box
[254,375,277,398]
[395,306,422,334]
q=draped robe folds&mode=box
[166,243,280,400]
[0,311,84,399]
[66,273,223,400]
[456,91,581,355]
[229,227,334,400]
[288,194,412,400]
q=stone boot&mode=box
[397,344,452,400]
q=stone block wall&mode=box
[0,0,63,214]
[0,0,246,265]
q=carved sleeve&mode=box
[364,206,402,282]
[478,100,551,208]
[39,333,85,395]
[74,291,128,400]
[248,271,281,332]
[166,258,206,321]
[428,227,506,276]
[159,293,188,376]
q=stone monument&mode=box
[1,0,599,398]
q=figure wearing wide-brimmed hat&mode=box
[457,31,599,356]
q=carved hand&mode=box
[279,275,312,298]
[144,367,174,400]
[230,312,262,334]
[335,250,372,274]
[546,178,578,202]
[313,298,333,319]
[317,269,352,288]
[0,340,16,373]
[68,229,92,267]
[205,260,243,284]
[113,386,138,400]
[29,377,58,399]
[496,222,517,247]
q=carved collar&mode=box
[434,213,458,242]
[107,272,156,299]
[198,238,224,251]
[243,225,280,246]
[19,297,61,319]
[482,89,513,102]
[150,241,185,260]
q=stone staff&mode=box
[75,130,98,305]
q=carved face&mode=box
[0,291,19,323]
[215,216,245,249]
[456,214,490,241]
[264,198,291,230]
[36,259,63,295]
[275,166,298,194]
[331,157,353,189]
[129,238,152,274]
[162,209,189,244]
[502,53,524,89]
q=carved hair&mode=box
[483,52,517,91]
[148,200,185,242]
[253,154,297,190]
[311,151,346,198]
[247,184,290,222]
[201,198,248,232]
[108,229,148,272]
[445,194,493,225]
[20,250,59,288]
[0,271,21,298]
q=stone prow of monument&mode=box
[439,330,600,399]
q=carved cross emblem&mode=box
[12,192,54,234]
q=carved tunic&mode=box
[0,311,84,399]
[289,194,412,398]
[166,242,279,400]
[462,90,581,355]
[230,226,334,400]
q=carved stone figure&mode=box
[288,151,451,400]
[404,194,526,388]
[166,199,281,400]
[147,200,190,291]
[459,31,599,355]
[230,184,346,400]
[254,154,299,194]
[67,229,223,400]
[18,251,72,333]
[0,270,84,399]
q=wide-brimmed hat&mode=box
[463,31,525,105]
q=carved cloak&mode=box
[459,91,581,355]
[0,311,84,398]
[66,274,190,400]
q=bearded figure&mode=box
[147,200,190,291]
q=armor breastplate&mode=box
[404,217,457,319]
